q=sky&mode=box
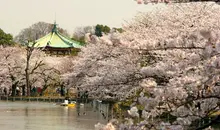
[0,0,161,36]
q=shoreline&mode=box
[0,95,116,104]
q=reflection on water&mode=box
[0,101,108,130]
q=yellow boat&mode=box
[60,103,76,107]
[60,100,76,107]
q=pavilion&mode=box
[33,22,82,55]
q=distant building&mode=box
[33,22,82,55]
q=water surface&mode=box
[0,101,108,130]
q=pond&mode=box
[0,101,109,130]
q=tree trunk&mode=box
[11,85,16,97]
[25,48,31,96]
[25,69,30,96]
[22,85,26,96]
[11,81,19,97]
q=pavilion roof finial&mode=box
[52,21,58,33]
[52,13,58,33]
[52,23,58,33]
[54,12,56,24]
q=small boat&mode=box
[60,100,76,107]
[60,103,76,107]
[97,100,102,103]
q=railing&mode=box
[0,95,64,103]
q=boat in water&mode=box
[60,100,76,107]
[60,103,76,107]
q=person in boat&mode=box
[63,99,69,105]
[65,97,71,104]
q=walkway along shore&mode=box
[0,95,116,104]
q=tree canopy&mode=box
[72,25,123,45]
[134,0,219,4]
[72,26,95,45]
[64,2,220,130]
[14,21,69,44]
[95,24,111,37]
[0,28,14,46]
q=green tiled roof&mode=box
[34,23,82,48]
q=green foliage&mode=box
[112,27,124,33]
[71,36,86,45]
[95,24,110,37]
[0,28,14,46]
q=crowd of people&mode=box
[0,86,42,97]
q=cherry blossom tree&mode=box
[24,45,60,96]
[135,0,170,4]
[0,47,25,96]
[63,2,220,130]
[0,46,61,96]
[65,33,141,99]
[134,0,219,4]
[117,2,220,129]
